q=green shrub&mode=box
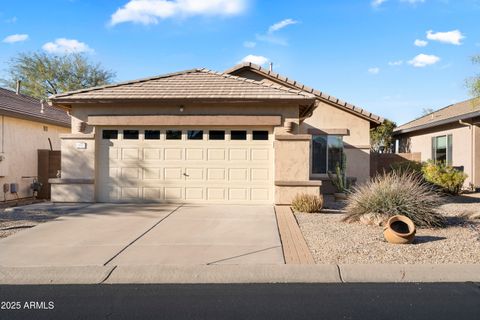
[343,171,446,228]
[422,161,467,195]
[291,193,324,213]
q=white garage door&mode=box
[97,127,274,204]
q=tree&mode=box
[370,119,397,153]
[2,52,115,100]
[467,54,480,99]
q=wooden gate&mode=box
[37,150,61,199]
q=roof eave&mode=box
[0,109,70,128]
[393,111,480,135]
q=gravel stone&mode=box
[296,195,480,264]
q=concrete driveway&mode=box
[0,204,284,267]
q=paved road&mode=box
[0,283,479,320]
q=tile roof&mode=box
[0,87,70,127]
[225,62,384,125]
[50,68,316,102]
[394,98,480,134]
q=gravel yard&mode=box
[296,195,480,264]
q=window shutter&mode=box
[447,134,453,166]
[431,136,436,162]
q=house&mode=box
[48,64,382,204]
[0,87,70,200]
[393,98,480,188]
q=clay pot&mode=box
[383,215,416,244]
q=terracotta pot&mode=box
[383,215,416,244]
[334,192,347,201]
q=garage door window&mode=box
[166,130,182,140]
[145,130,160,140]
[252,130,269,140]
[209,130,225,140]
[102,130,118,140]
[187,130,203,140]
[231,130,247,140]
[123,130,139,140]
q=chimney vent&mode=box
[16,80,21,95]
[269,62,273,72]
[40,99,45,114]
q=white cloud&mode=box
[368,67,380,74]
[426,29,465,45]
[2,34,28,43]
[371,0,387,8]
[239,54,269,66]
[408,54,440,67]
[110,0,247,26]
[388,60,403,66]
[243,41,256,48]
[42,38,93,54]
[414,39,428,47]
[268,18,298,33]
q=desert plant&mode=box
[422,161,467,195]
[328,154,351,193]
[291,193,324,213]
[343,171,446,228]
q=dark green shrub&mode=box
[390,161,423,175]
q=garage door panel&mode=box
[164,168,183,180]
[122,148,140,160]
[207,188,226,201]
[185,188,203,200]
[165,148,183,160]
[144,148,161,160]
[186,149,203,161]
[97,127,273,204]
[207,168,226,181]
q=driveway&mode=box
[0,204,284,266]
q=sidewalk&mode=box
[0,264,479,285]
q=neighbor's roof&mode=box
[49,68,316,103]
[225,62,384,125]
[394,98,480,134]
[0,87,70,127]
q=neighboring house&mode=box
[49,64,382,204]
[393,98,480,188]
[0,87,70,200]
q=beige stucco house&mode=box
[393,98,480,188]
[49,63,382,204]
[0,87,70,200]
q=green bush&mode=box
[291,193,324,213]
[343,171,446,228]
[422,161,467,195]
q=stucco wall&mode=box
[0,115,69,200]
[397,123,475,186]
[300,101,372,184]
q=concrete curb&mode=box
[0,264,479,285]
[339,264,480,283]
[105,265,341,284]
[0,266,115,285]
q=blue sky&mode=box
[1,0,479,124]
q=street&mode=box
[0,283,479,320]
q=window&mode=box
[312,135,343,174]
[252,130,269,140]
[145,130,160,140]
[166,130,182,140]
[187,130,203,140]
[209,130,225,140]
[123,130,139,140]
[432,135,452,165]
[102,130,118,140]
[231,130,247,140]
